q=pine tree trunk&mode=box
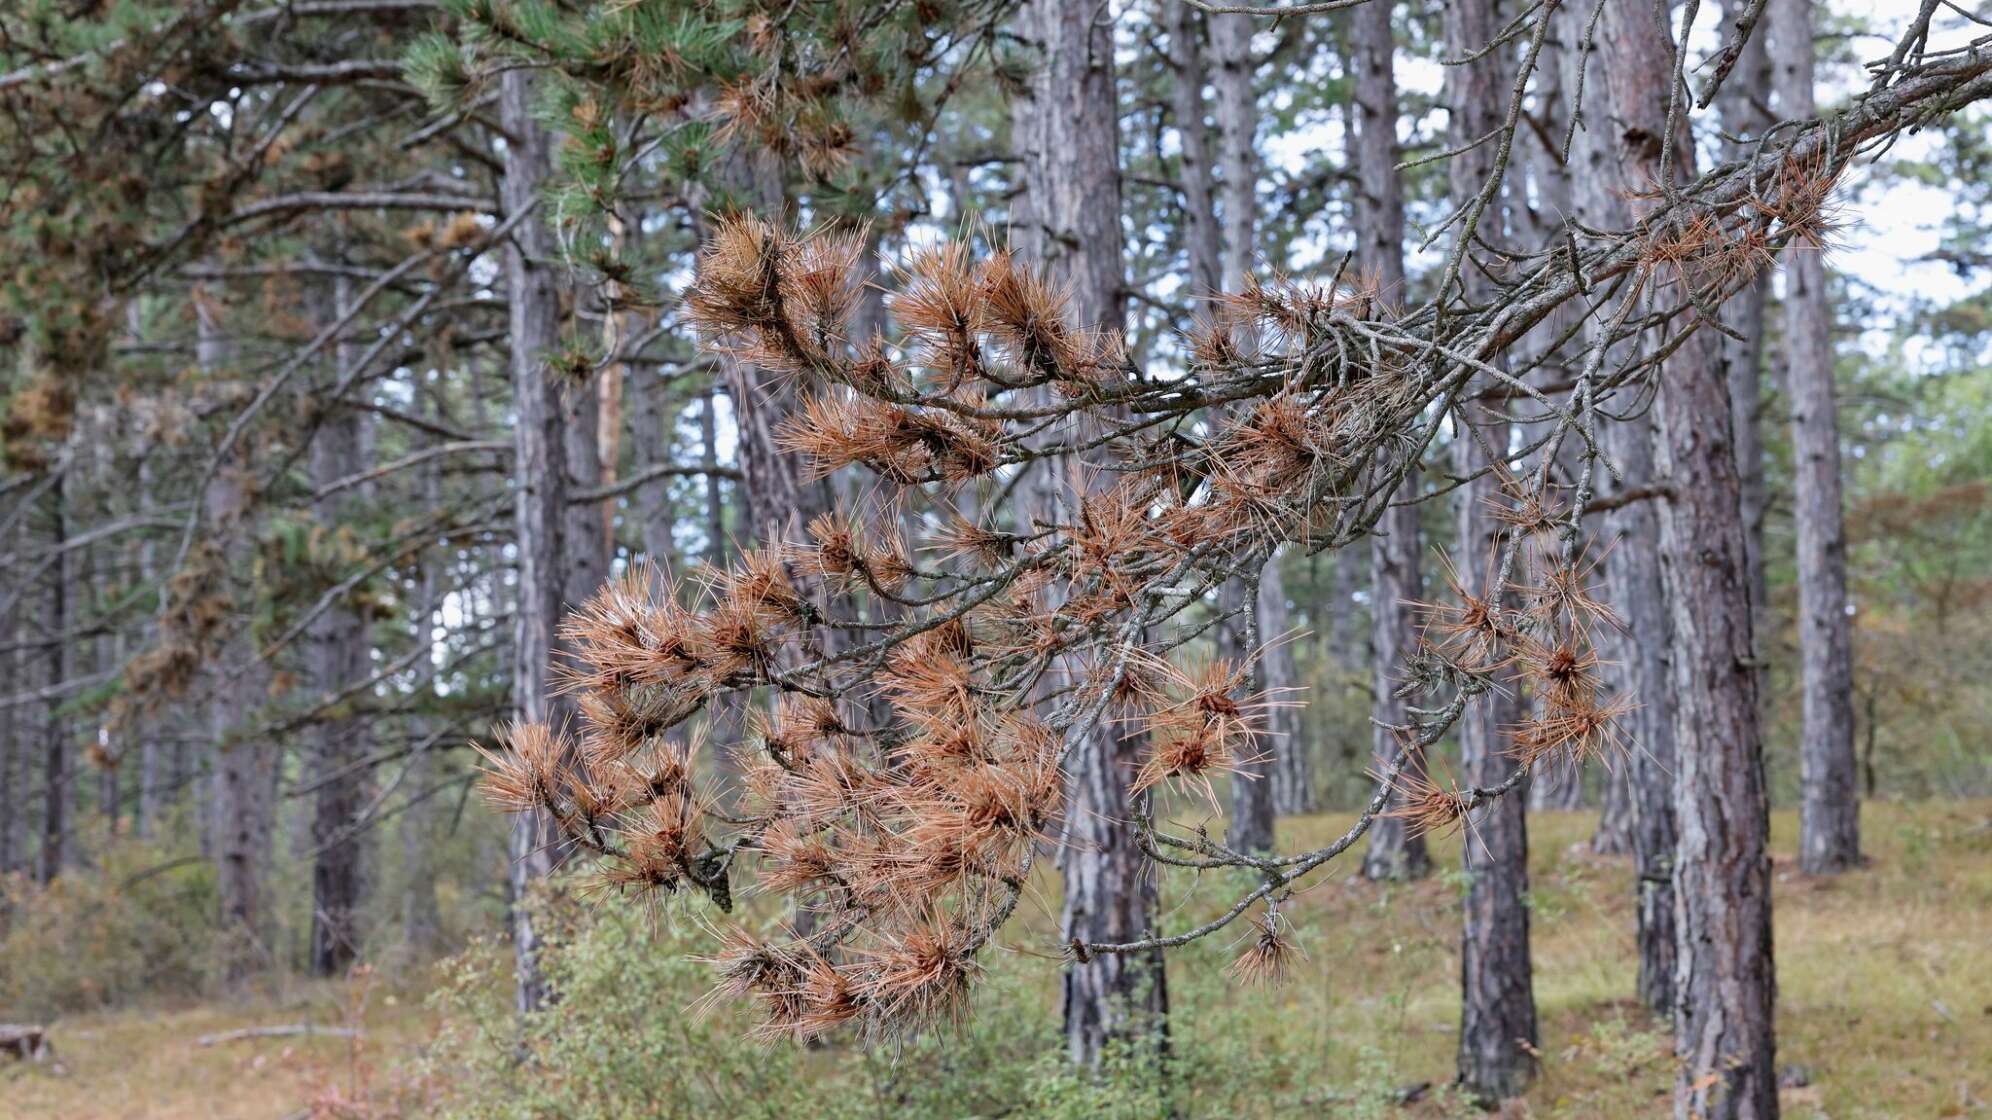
[1350,0,1430,882]
[501,67,573,1014]
[1719,0,1774,636]
[1564,1,1679,1008]
[1208,10,1307,823]
[1261,563,1311,814]
[39,472,68,884]
[1602,412,1679,1013]
[1654,333,1780,1120]
[1518,64,1590,819]
[1773,0,1861,876]
[1447,0,1535,1101]
[1589,5,1780,1112]
[1217,573,1274,852]
[712,151,833,550]
[1171,8,1297,836]
[80,527,114,840]
[1165,3,1222,298]
[1210,11,1256,295]
[208,472,275,982]
[308,270,373,976]
[399,370,447,962]
[1015,0,1167,1066]
[0,603,17,874]
[198,292,278,983]
[135,453,165,841]
[628,364,679,572]
[701,386,727,570]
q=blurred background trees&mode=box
[2,0,1990,1114]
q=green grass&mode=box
[1137,798,1992,1117]
[958,797,1992,1116]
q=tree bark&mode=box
[135,450,166,841]
[0,603,17,874]
[38,472,68,884]
[208,474,275,983]
[1210,11,1256,295]
[1610,421,1680,1014]
[1519,47,1588,818]
[1718,0,1775,636]
[628,369,679,573]
[1446,0,1536,1101]
[1260,567,1311,815]
[1350,0,1430,882]
[399,368,447,962]
[1565,0,1680,1010]
[1593,5,1779,1114]
[1772,0,1861,876]
[700,386,727,570]
[1165,2,1222,298]
[1203,9,1280,853]
[1654,322,1780,1120]
[501,66,573,1014]
[1014,0,1168,1066]
[197,290,278,984]
[716,150,833,549]
[1209,10,1308,819]
[307,270,373,976]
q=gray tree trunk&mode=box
[135,450,166,841]
[38,472,69,884]
[1654,322,1780,1120]
[1772,0,1861,876]
[1587,6,1780,1113]
[1259,568,1310,814]
[715,151,833,546]
[1204,10,1279,851]
[208,475,275,982]
[1210,10,1308,818]
[501,67,574,1014]
[1567,0,1682,1012]
[197,293,278,983]
[628,370,678,571]
[0,602,17,874]
[399,369,447,962]
[1719,0,1775,634]
[1165,2,1222,298]
[1210,11,1256,294]
[1606,415,1680,1014]
[1015,0,1168,1066]
[1519,44,1589,818]
[1446,0,1535,1101]
[1350,0,1430,882]
[308,271,373,976]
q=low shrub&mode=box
[0,841,218,1015]
[418,876,1451,1119]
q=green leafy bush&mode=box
[419,877,1448,1119]
[0,840,218,1015]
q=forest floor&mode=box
[3,798,1988,1120]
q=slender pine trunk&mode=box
[1773,0,1861,876]
[1015,0,1168,1065]
[501,67,572,1014]
[1446,0,1535,1101]
[1591,3,1780,1113]
[1349,0,1430,882]
[308,269,373,976]
[1565,0,1680,1010]
[1719,0,1775,636]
